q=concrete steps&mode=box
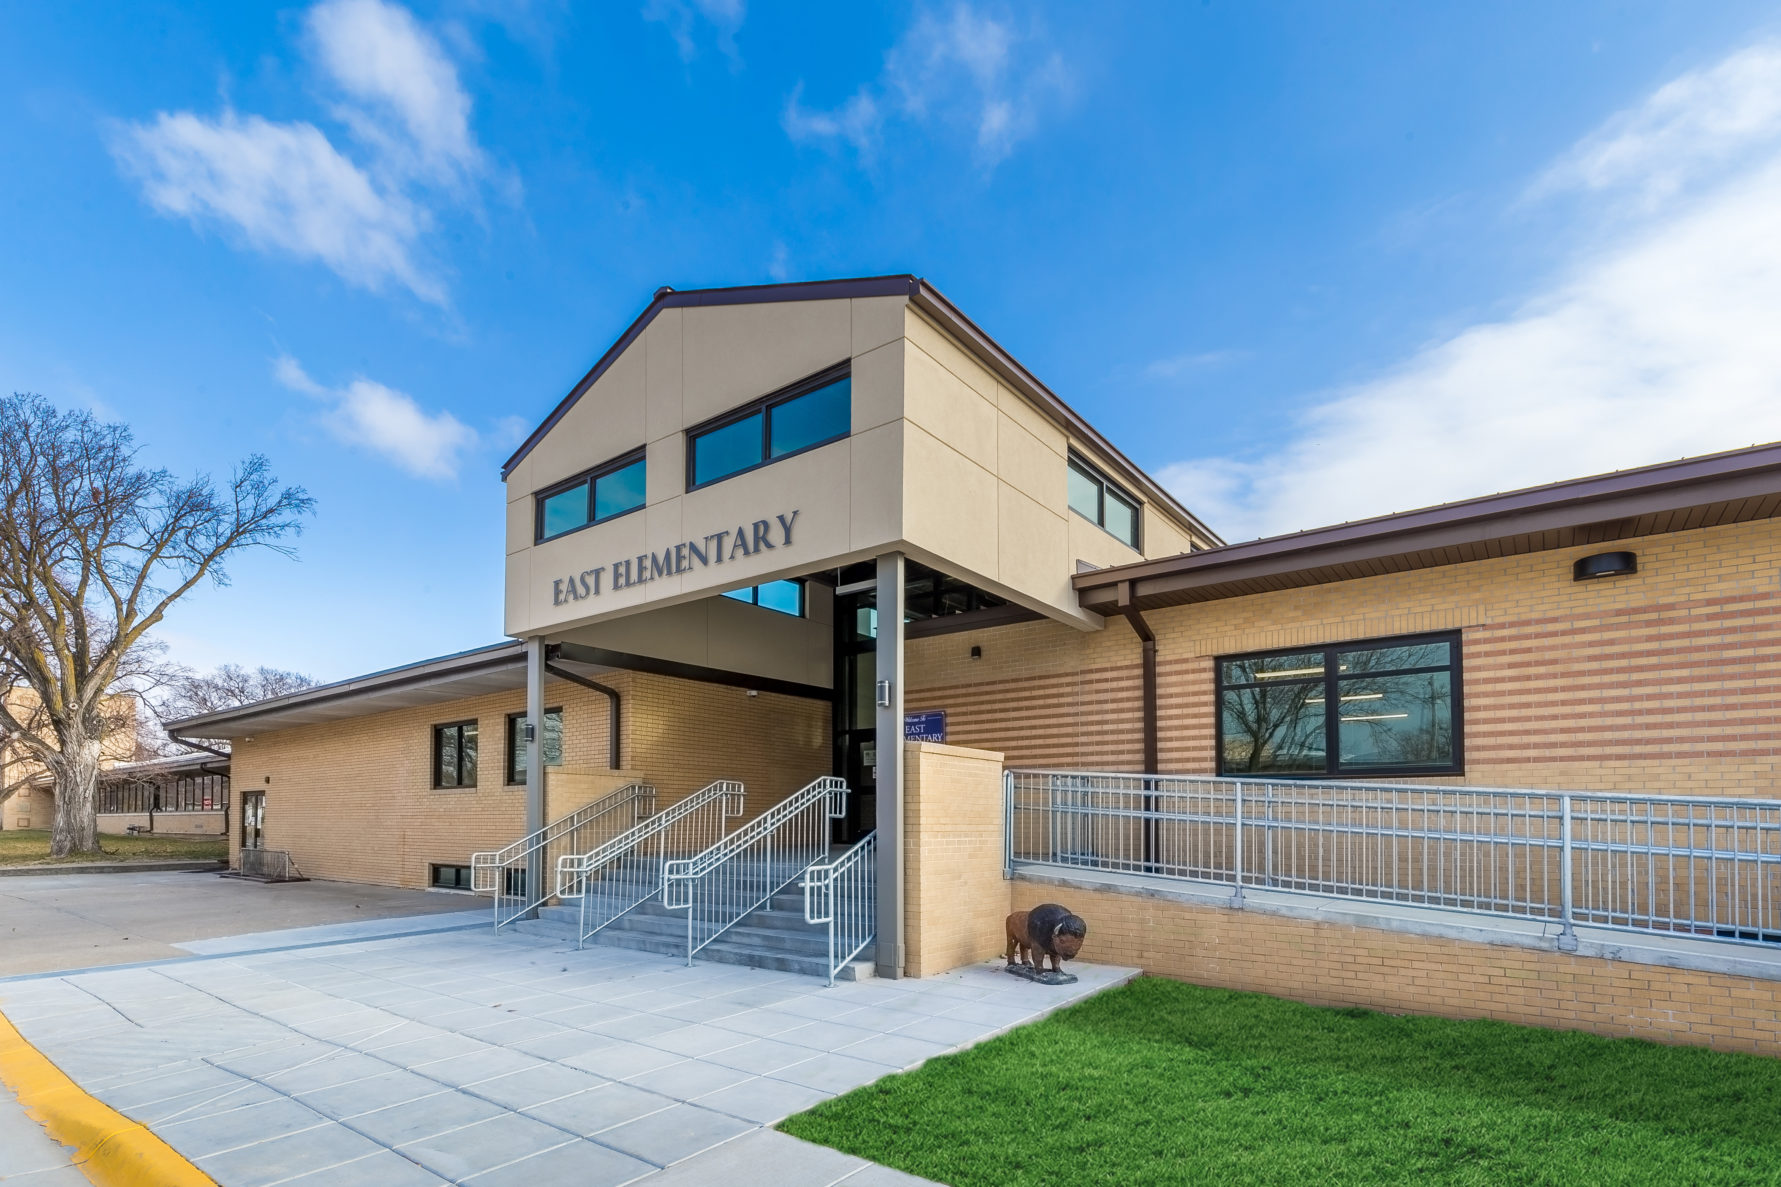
[509,875,874,981]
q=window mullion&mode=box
[1324,649,1340,775]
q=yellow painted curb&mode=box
[0,1008,215,1187]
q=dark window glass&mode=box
[1217,633,1461,777]
[506,708,564,785]
[691,412,764,486]
[430,864,472,890]
[592,459,647,521]
[1066,454,1141,549]
[541,486,589,538]
[769,378,850,458]
[432,721,478,788]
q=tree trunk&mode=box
[48,731,102,857]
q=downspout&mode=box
[1116,581,1159,869]
[544,650,622,769]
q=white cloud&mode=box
[782,84,880,158]
[115,111,437,302]
[112,0,490,305]
[275,355,477,480]
[1160,40,1781,545]
[1145,350,1246,381]
[1535,43,1781,207]
[785,3,1067,168]
[306,0,484,187]
[644,0,745,64]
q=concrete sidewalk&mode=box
[0,1080,86,1185]
[0,915,1135,1185]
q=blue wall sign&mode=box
[904,710,947,743]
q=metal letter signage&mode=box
[549,508,801,606]
[903,710,947,743]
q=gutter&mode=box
[1116,581,1159,870]
[165,734,233,837]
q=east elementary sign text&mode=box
[550,510,800,607]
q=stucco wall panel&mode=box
[902,421,999,580]
[850,295,907,357]
[528,346,646,491]
[644,308,684,443]
[903,339,999,471]
[681,299,852,425]
[850,337,904,436]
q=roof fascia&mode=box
[906,281,1223,547]
[165,642,525,734]
[1074,445,1781,609]
[500,275,922,480]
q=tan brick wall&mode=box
[94,811,226,837]
[229,671,830,889]
[910,517,1781,795]
[902,741,1007,977]
[1014,879,1781,1056]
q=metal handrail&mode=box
[664,776,848,962]
[1006,769,1781,952]
[802,831,877,986]
[555,779,744,947]
[472,780,655,930]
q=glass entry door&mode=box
[241,792,265,850]
[833,591,878,843]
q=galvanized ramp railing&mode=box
[472,781,656,930]
[802,831,877,985]
[664,776,848,963]
[555,779,745,947]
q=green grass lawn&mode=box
[0,828,227,866]
[779,976,1781,1186]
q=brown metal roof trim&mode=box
[1075,442,1781,613]
[497,276,1220,545]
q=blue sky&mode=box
[5,1,1781,682]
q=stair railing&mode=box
[664,776,848,963]
[555,779,745,948]
[471,781,656,930]
[802,830,877,986]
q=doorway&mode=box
[833,588,877,843]
[241,791,265,850]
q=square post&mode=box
[525,636,546,913]
[874,552,905,979]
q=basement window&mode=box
[430,864,472,891]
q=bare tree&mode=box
[161,664,316,721]
[0,394,312,856]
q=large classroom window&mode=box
[534,449,647,542]
[1066,453,1141,549]
[506,708,564,785]
[1216,632,1462,777]
[721,579,805,617]
[687,365,851,489]
[432,720,478,789]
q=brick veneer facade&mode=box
[908,517,1781,796]
[227,670,829,889]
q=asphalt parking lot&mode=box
[0,874,1134,1186]
[0,871,476,976]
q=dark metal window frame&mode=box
[1214,629,1464,779]
[720,578,807,617]
[532,446,648,544]
[685,361,852,492]
[1067,451,1143,550]
[431,719,479,789]
[429,863,473,890]
[505,706,564,787]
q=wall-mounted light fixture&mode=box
[1573,551,1637,581]
[970,646,982,660]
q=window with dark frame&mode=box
[720,578,806,617]
[533,449,647,543]
[430,863,473,890]
[432,720,478,788]
[686,364,851,490]
[1216,631,1462,777]
[1066,453,1142,549]
[506,707,564,786]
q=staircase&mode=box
[511,855,875,980]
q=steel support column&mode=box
[874,552,906,979]
[524,635,546,916]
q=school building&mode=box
[168,275,1781,1054]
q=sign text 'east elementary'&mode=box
[551,511,800,607]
